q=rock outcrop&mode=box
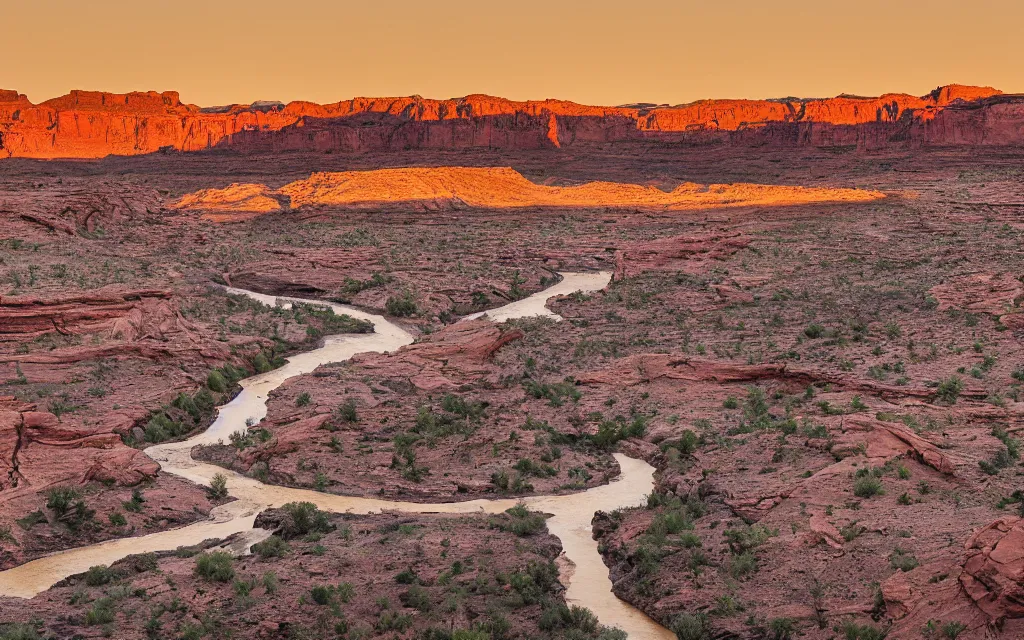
[172,167,884,216]
[1,85,1020,158]
[0,287,172,339]
[882,517,1024,638]
[0,397,158,493]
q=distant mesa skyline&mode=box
[3,0,1021,107]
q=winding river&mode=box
[0,273,675,640]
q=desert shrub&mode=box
[513,457,556,478]
[143,390,215,444]
[208,473,228,499]
[395,567,420,584]
[261,570,279,594]
[729,552,758,579]
[85,597,116,625]
[539,603,599,634]
[590,415,648,449]
[853,475,885,498]
[671,612,710,640]
[890,548,919,572]
[385,292,418,317]
[413,398,486,440]
[842,620,887,640]
[45,486,80,515]
[767,617,795,640]
[16,511,46,531]
[296,392,312,407]
[522,378,582,407]
[841,522,866,542]
[295,303,373,336]
[336,582,355,603]
[935,377,964,404]
[660,430,700,455]
[492,503,546,536]
[206,370,228,393]
[311,584,334,605]
[490,469,533,494]
[336,398,358,423]
[123,488,145,513]
[83,564,116,586]
[504,560,559,605]
[0,624,41,640]
[252,353,272,373]
[278,502,333,539]
[194,551,235,582]
[804,324,825,339]
[251,535,289,559]
[375,610,413,632]
[723,524,777,554]
[400,585,432,612]
[941,621,967,639]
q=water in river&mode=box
[0,272,675,640]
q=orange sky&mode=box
[5,0,1021,107]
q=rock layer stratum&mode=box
[1,84,1022,158]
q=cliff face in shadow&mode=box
[2,85,1022,158]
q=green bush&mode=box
[206,370,228,393]
[804,324,825,339]
[209,473,228,500]
[493,503,546,536]
[935,377,964,404]
[538,603,599,634]
[671,612,710,640]
[723,524,777,554]
[251,535,289,559]
[890,548,919,572]
[336,399,358,423]
[45,486,80,514]
[853,475,885,498]
[400,585,432,612]
[85,597,115,625]
[194,551,235,582]
[767,617,795,640]
[0,623,42,640]
[590,415,648,449]
[83,564,115,586]
[278,502,333,539]
[337,582,355,603]
[729,552,758,579]
[311,585,334,605]
[123,489,145,513]
[842,620,887,640]
[385,292,418,317]
[395,567,419,584]
[261,571,279,594]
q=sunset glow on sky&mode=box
[6,0,1021,106]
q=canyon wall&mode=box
[1,85,1021,159]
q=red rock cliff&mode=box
[0,85,1019,158]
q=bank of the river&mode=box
[0,273,675,639]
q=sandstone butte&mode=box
[172,167,885,219]
[0,84,1021,158]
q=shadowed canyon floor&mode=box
[0,142,1023,639]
